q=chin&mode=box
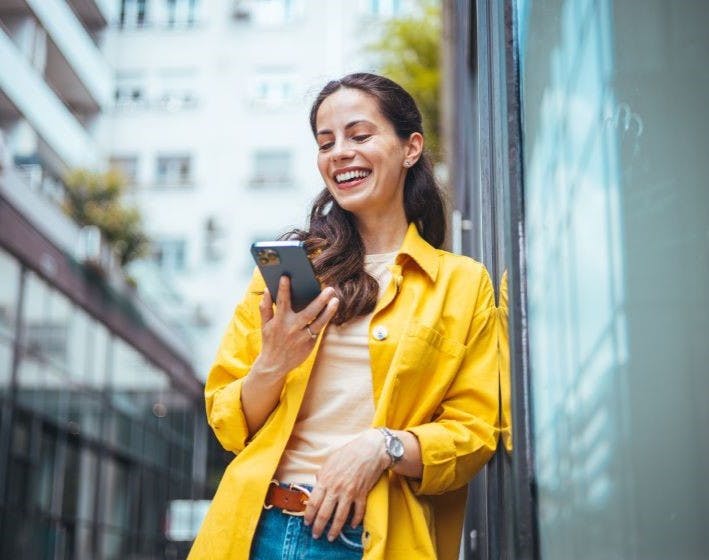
[327,189,370,214]
[333,199,368,216]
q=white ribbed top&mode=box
[275,251,397,485]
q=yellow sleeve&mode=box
[204,269,264,453]
[407,266,499,495]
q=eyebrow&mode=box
[316,119,373,137]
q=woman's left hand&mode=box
[304,429,389,541]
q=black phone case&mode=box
[250,241,321,312]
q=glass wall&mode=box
[0,249,21,394]
[0,246,210,560]
[516,0,708,558]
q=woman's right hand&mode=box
[241,276,339,435]
[254,275,339,376]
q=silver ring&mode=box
[306,325,318,340]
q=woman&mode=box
[189,73,499,560]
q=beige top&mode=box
[275,251,397,486]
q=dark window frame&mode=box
[447,0,539,558]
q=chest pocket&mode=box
[396,322,465,384]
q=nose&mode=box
[330,138,355,162]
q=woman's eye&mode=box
[318,142,334,151]
[353,135,371,142]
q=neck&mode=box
[355,207,409,254]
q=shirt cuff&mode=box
[406,422,457,495]
[208,378,250,453]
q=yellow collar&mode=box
[396,222,440,282]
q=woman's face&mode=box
[315,88,421,220]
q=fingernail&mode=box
[303,520,310,527]
[312,532,319,540]
[327,535,334,542]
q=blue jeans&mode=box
[250,500,364,560]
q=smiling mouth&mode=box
[334,169,371,184]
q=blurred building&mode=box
[0,1,223,559]
[100,0,415,376]
[443,1,708,559]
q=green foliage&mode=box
[367,0,442,161]
[62,168,150,267]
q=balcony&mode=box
[0,26,101,168]
[0,0,113,112]
[67,0,114,29]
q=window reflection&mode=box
[518,0,709,557]
[497,270,512,453]
[1,224,210,556]
[0,248,20,335]
[100,457,131,560]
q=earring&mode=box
[404,160,411,167]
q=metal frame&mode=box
[446,0,540,557]
[0,194,200,398]
[499,0,540,557]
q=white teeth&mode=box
[335,169,370,183]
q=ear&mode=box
[404,132,424,165]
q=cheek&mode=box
[316,157,329,181]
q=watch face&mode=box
[390,437,405,459]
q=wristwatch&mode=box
[378,427,405,466]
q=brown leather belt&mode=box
[263,481,310,516]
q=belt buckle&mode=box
[263,479,279,510]
[283,483,310,517]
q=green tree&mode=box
[367,0,442,161]
[62,168,150,267]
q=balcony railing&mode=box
[0,25,101,169]
[26,0,113,110]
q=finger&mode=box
[274,275,292,314]
[351,497,366,528]
[258,289,274,324]
[311,494,337,539]
[327,499,353,542]
[304,485,325,526]
[308,296,339,334]
[297,286,336,324]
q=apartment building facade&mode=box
[0,2,220,558]
[102,0,414,376]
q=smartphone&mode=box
[250,241,321,312]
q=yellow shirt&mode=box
[189,222,499,560]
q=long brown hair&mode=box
[288,73,446,324]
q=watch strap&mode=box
[378,427,403,466]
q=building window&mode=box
[361,0,404,18]
[203,217,226,263]
[115,73,146,109]
[241,0,304,26]
[110,156,139,185]
[155,68,199,111]
[155,91,197,111]
[155,155,193,187]
[250,150,292,188]
[152,239,187,271]
[165,0,200,28]
[119,0,148,28]
[250,74,296,108]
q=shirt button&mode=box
[372,325,388,341]
[363,530,372,550]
